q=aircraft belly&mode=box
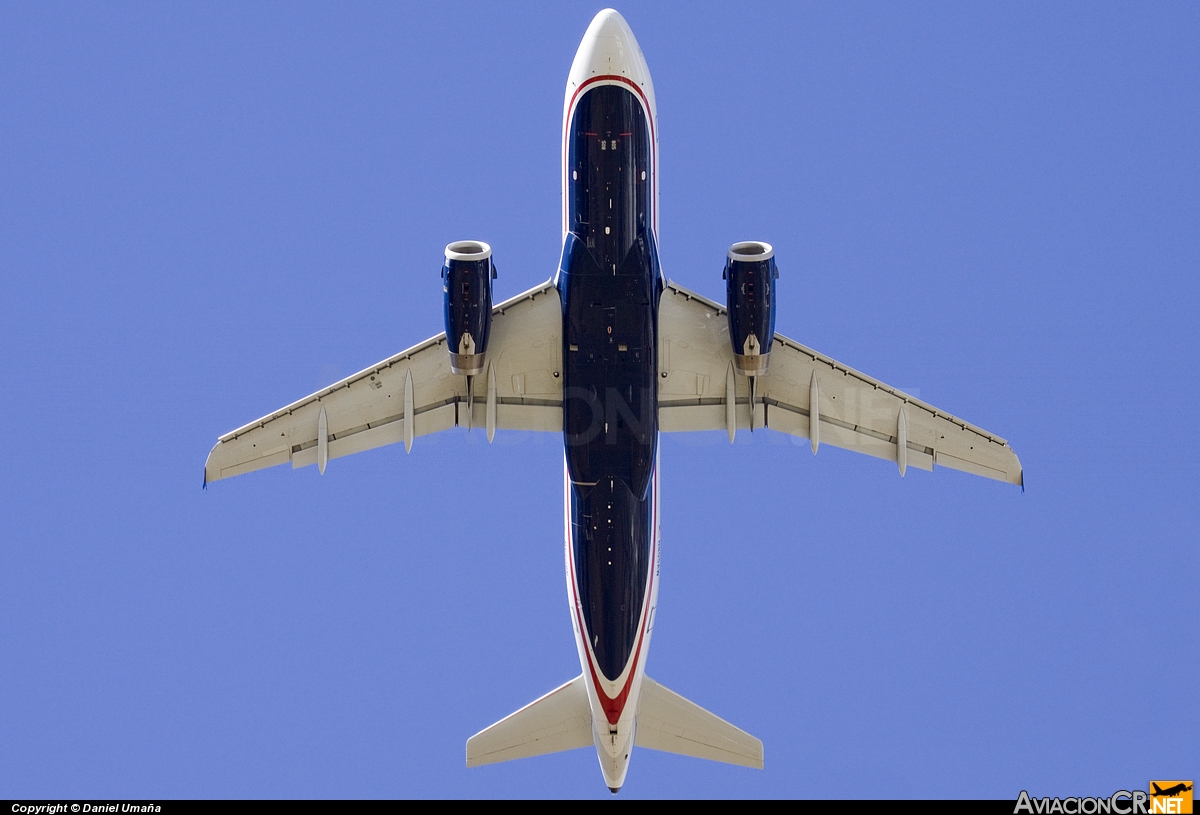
[560,82,661,708]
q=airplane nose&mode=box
[569,8,646,84]
[590,8,635,43]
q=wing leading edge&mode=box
[657,281,1022,485]
[204,281,564,484]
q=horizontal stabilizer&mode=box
[466,675,593,767]
[634,676,763,769]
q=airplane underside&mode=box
[203,7,1021,794]
[466,11,766,791]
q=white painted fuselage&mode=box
[559,9,661,791]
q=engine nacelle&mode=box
[723,241,778,377]
[442,240,497,376]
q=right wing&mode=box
[657,281,1023,486]
[204,281,563,484]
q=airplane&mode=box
[202,8,1023,793]
[1152,783,1193,797]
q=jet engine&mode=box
[442,240,497,376]
[723,241,778,377]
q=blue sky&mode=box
[1,1,1196,799]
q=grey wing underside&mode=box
[204,281,563,484]
[656,281,1023,486]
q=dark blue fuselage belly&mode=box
[558,84,661,682]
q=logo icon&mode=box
[1150,781,1193,814]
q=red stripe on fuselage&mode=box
[565,467,658,726]
[562,74,658,239]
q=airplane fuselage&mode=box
[556,13,662,790]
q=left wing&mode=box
[204,281,563,484]
[657,281,1022,485]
